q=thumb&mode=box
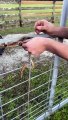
[22,43,26,47]
[22,43,28,50]
[37,26,45,31]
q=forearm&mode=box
[46,39,68,60]
[51,27,68,39]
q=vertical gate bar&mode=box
[48,0,68,116]
[0,95,4,120]
[48,56,60,112]
[36,0,68,119]
[47,61,53,104]
[60,0,68,27]
[28,53,32,120]
[36,98,68,120]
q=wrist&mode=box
[51,26,60,37]
[51,26,65,38]
[44,38,52,51]
[44,38,55,52]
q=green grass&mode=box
[0,2,63,35]
[0,3,62,8]
[0,4,52,8]
[0,4,18,8]
[0,2,62,31]
[0,17,61,36]
[0,9,62,15]
[0,20,61,36]
[47,104,68,120]
[0,57,67,120]
[0,2,68,120]
[0,3,51,8]
[0,23,34,35]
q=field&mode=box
[0,1,62,16]
[0,1,68,120]
[0,1,63,35]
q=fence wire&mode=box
[0,1,62,29]
[0,0,68,120]
[0,51,68,120]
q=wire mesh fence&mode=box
[0,0,68,120]
[54,59,68,105]
[0,51,68,120]
[0,0,63,29]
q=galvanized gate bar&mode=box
[36,98,68,120]
[36,0,68,119]
[0,1,68,120]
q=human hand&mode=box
[34,19,55,35]
[22,37,48,57]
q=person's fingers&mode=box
[18,39,30,46]
[22,43,27,48]
[22,43,32,53]
[23,47,28,51]
[34,20,43,30]
[34,21,41,34]
[22,43,28,51]
[37,26,45,31]
[34,20,45,27]
[34,20,41,28]
[35,29,40,34]
[35,25,46,34]
[34,20,47,34]
[22,43,33,54]
[22,39,30,43]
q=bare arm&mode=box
[22,20,68,60]
[46,38,68,60]
[22,37,68,60]
[51,27,68,39]
[35,20,68,39]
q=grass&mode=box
[0,20,61,36]
[0,56,68,120]
[0,2,62,36]
[0,4,19,8]
[0,3,62,8]
[0,9,62,15]
[0,4,52,8]
[0,23,34,35]
[47,104,68,120]
[0,1,62,33]
[0,2,68,120]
